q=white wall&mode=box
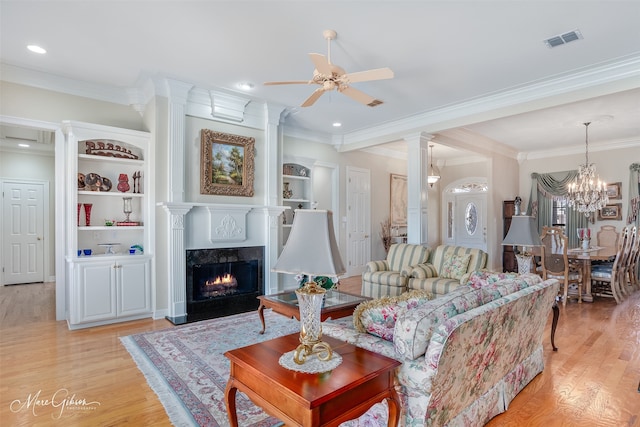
[284,137,407,263]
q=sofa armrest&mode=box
[410,263,439,279]
[365,260,390,273]
[459,271,472,285]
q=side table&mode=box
[225,333,401,426]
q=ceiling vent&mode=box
[544,29,583,48]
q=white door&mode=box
[346,167,371,277]
[455,193,487,251]
[2,181,45,285]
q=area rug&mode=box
[121,309,300,427]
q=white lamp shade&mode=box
[272,210,346,277]
[502,215,542,247]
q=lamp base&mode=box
[294,281,333,365]
[293,338,333,365]
[515,254,533,274]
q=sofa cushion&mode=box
[430,245,488,278]
[386,244,431,272]
[353,290,433,341]
[411,263,439,279]
[440,254,471,279]
[362,271,406,288]
[472,273,544,303]
[393,286,484,360]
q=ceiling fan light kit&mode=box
[264,29,394,107]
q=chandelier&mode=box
[566,122,608,216]
[427,144,441,187]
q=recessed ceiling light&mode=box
[332,122,342,127]
[18,143,30,148]
[27,45,47,54]
[237,82,254,91]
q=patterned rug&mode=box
[121,309,300,427]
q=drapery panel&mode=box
[627,163,640,226]
[528,171,587,247]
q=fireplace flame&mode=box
[208,273,235,286]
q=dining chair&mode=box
[596,225,620,249]
[629,226,640,291]
[623,226,638,294]
[540,226,583,306]
[591,226,628,304]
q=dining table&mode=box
[564,246,617,302]
[532,245,617,302]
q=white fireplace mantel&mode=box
[157,201,288,322]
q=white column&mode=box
[165,79,194,203]
[264,104,287,293]
[405,132,433,246]
[161,203,193,322]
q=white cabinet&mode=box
[63,121,154,329]
[70,257,151,328]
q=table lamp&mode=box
[502,215,542,274]
[272,209,346,365]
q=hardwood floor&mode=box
[1,279,639,426]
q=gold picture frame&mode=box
[390,173,407,226]
[605,182,622,200]
[200,129,255,197]
[598,203,622,221]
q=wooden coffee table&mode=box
[257,289,370,334]
[224,333,401,427]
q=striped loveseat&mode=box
[361,244,430,299]
[408,245,488,297]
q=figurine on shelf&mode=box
[117,173,130,192]
[283,182,293,199]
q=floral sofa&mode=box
[324,272,560,426]
[407,245,488,297]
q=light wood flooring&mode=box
[1,278,639,426]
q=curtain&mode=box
[627,163,640,226]
[528,171,587,247]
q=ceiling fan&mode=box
[264,29,394,107]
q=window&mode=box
[552,199,567,229]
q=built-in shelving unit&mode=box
[64,121,154,329]
[281,162,312,242]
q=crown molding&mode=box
[519,136,640,161]
[337,53,640,151]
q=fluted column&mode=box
[264,104,287,293]
[161,203,193,323]
[405,132,433,245]
[165,79,194,203]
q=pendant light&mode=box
[427,144,441,187]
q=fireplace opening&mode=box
[192,260,259,300]
[186,246,264,322]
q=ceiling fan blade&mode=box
[339,86,383,107]
[264,80,312,85]
[308,53,333,75]
[301,88,326,107]
[343,67,394,83]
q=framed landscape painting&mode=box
[200,129,255,197]
[598,203,622,221]
[605,182,622,200]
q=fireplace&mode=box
[186,246,264,322]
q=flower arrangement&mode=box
[296,274,336,290]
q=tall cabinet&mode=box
[63,121,154,329]
[502,200,517,272]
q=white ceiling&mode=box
[1,1,639,160]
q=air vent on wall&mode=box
[544,29,583,48]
